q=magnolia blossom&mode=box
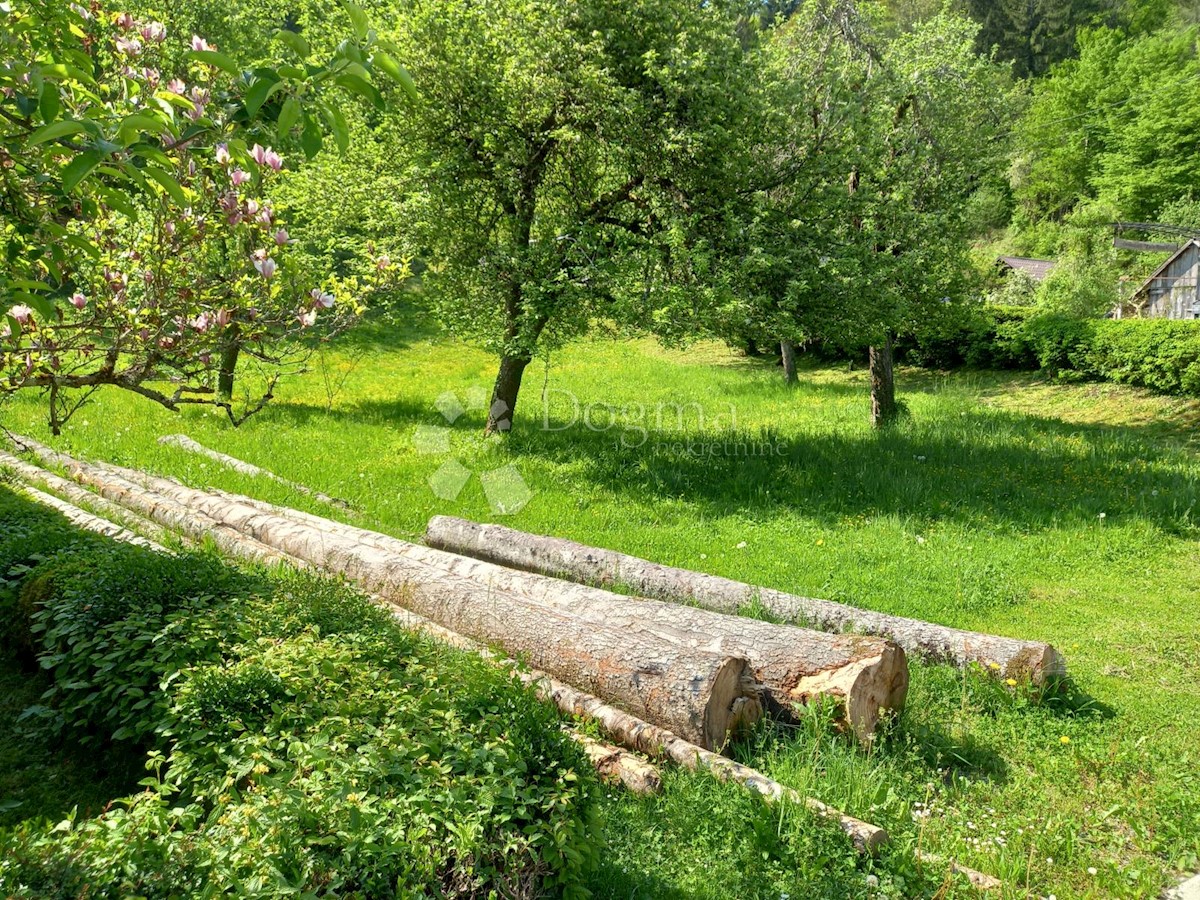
[215,143,231,165]
[190,312,211,332]
[141,67,160,89]
[310,288,335,308]
[376,254,391,271]
[191,35,213,52]
[115,36,142,56]
[214,308,232,328]
[230,168,250,187]
[164,221,176,236]
[274,228,291,246]
[245,199,259,216]
[140,21,166,42]
[9,304,32,325]
[116,12,135,30]
[297,309,318,327]
[250,144,283,171]
[167,78,186,94]
[70,292,87,310]
[252,254,277,279]
[255,206,273,226]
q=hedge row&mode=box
[0,485,598,899]
[904,306,1200,396]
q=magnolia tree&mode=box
[0,0,408,432]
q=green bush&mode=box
[0,491,601,898]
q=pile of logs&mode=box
[2,434,1040,889]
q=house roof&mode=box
[1130,239,1200,300]
[996,256,1056,282]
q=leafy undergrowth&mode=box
[0,487,598,898]
[4,316,1200,897]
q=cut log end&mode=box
[785,644,909,744]
[569,730,663,795]
[705,658,761,750]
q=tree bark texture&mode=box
[424,516,1066,686]
[869,333,896,427]
[781,340,798,384]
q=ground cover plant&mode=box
[3,314,1198,898]
[0,486,600,898]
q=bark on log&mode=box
[567,729,663,795]
[11,439,759,751]
[187,489,907,740]
[1,450,175,547]
[157,434,349,508]
[12,484,168,552]
[425,516,1065,686]
[387,607,888,855]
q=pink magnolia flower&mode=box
[250,144,267,166]
[190,312,211,332]
[376,254,391,271]
[115,12,135,30]
[167,78,186,95]
[274,228,291,246]
[141,67,160,89]
[214,308,232,328]
[164,221,176,236]
[297,309,318,327]
[191,35,213,52]
[9,304,32,325]
[252,254,277,279]
[199,352,212,365]
[310,288,335,308]
[140,21,166,42]
[255,206,272,226]
[70,292,87,310]
[115,36,142,56]
[263,148,283,171]
[230,168,250,186]
[215,143,231,165]
[245,199,259,216]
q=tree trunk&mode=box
[10,440,761,751]
[217,325,242,399]
[158,435,349,508]
[781,340,798,384]
[168,488,907,741]
[388,606,888,855]
[424,516,1066,687]
[568,730,663,795]
[869,334,896,427]
[485,353,531,434]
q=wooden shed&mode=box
[996,256,1056,282]
[1115,239,1200,320]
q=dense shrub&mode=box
[0,490,600,898]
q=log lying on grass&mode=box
[389,606,888,854]
[192,489,908,741]
[12,483,168,552]
[426,516,1066,686]
[567,730,663,795]
[8,438,760,751]
[1,450,174,548]
[158,434,349,508]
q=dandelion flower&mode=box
[1059,736,1070,745]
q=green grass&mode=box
[3,312,1199,899]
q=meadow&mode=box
[3,312,1199,899]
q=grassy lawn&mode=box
[3,313,1199,899]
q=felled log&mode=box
[158,434,349,508]
[1,450,174,547]
[388,606,887,855]
[11,441,760,751]
[178,488,908,740]
[425,516,1065,685]
[12,484,168,553]
[567,730,663,795]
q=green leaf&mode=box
[373,52,418,102]
[335,73,383,109]
[118,113,165,146]
[61,150,103,191]
[300,114,324,160]
[244,76,283,119]
[28,119,88,146]
[188,50,241,77]
[276,29,310,59]
[39,80,60,123]
[143,166,190,207]
[340,1,369,41]
[277,96,302,136]
[320,102,350,153]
